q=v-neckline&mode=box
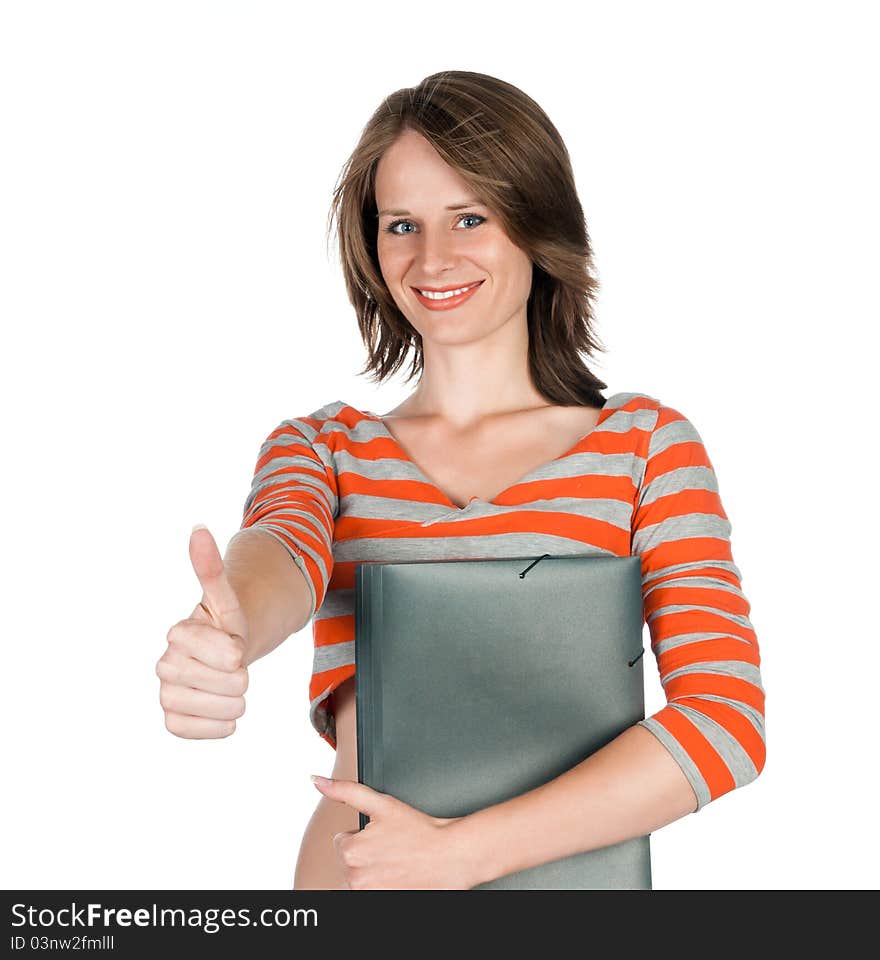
[361,393,619,513]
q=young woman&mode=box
[162,71,766,890]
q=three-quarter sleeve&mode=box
[239,415,338,622]
[631,403,766,812]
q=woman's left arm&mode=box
[453,401,768,887]
[447,722,697,887]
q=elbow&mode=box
[646,696,766,812]
[744,729,768,789]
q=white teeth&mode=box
[417,282,479,300]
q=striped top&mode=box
[239,391,766,812]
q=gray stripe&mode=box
[417,495,634,529]
[332,531,617,564]
[662,659,764,688]
[606,391,661,412]
[312,639,356,674]
[638,464,721,508]
[334,447,638,489]
[642,573,747,602]
[309,680,337,742]
[335,494,434,523]
[315,587,356,621]
[649,413,706,457]
[641,558,744,587]
[598,401,659,434]
[277,401,348,443]
[334,447,431,485]
[632,511,733,552]
[646,601,755,633]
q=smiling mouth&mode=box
[411,280,484,300]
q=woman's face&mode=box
[374,129,533,348]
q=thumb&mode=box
[189,525,249,646]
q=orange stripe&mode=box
[665,672,766,715]
[334,513,432,540]
[409,508,631,546]
[638,485,727,525]
[654,637,761,673]
[344,472,451,508]
[647,608,757,649]
[639,534,735,570]
[494,472,636,505]
[643,581,752,619]
[313,616,354,647]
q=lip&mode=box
[414,281,483,293]
[411,280,484,311]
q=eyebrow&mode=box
[376,199,485,217]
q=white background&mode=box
[2,0,876,891]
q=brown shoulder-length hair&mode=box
[326,70,608,407]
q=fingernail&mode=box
[311,774,331,785]
[191,523,208,534]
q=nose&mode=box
[413,228,465,276]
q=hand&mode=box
[311,776,475,890]
[156,525,250,739]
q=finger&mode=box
[157,647,248,696]
[188,599,213,622]
[159,682,246,722]
[189,525,249,641]
[332,830,361,872]
[163,711,237,740]
[166,618,245,672]
[312,777,395,819]
[167,618,245,673]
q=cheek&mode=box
[377,248,410,287]
[472,234,524,273]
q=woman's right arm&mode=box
[219,527,314,667]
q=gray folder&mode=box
[354,553,652,890]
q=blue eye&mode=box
[384,213,485,235]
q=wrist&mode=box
[441,813,497,889]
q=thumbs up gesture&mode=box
[156,525,251,739]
